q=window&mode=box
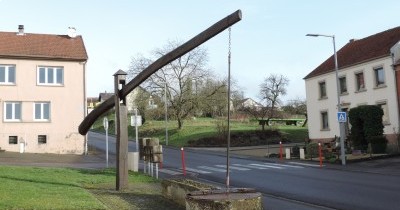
[37,66,63,85]
[377,102,389,124]
[38,135,47,144]
[374,67,385,87]
[0,65,16,84]
[321,111,329,130]
[319,81,327,99]
[9,136,18,144]
[4,102,21,121]
[34,102,50,121]
[355,72,365,91]
[339,77,347,94]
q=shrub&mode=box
[368,136,388,154]
[323,150,336,160]
[348,105,384,150]
[305,143,318,159]
[214,120,228,138]
[349,107,366,149]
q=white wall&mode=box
[305,56,399,141]
[0,58,86,154]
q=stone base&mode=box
[161,178,218,206]
[186,188,263,210]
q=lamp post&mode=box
[306,34,346,166]
[164,82,168,146]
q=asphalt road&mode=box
[88,132,400,210]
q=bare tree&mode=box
[196,78,228,117]
[128,40,213,129]
[246,74,289,130]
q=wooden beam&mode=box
[79,10,242,135]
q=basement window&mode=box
[9,136,18,144]
[38,135,47,144]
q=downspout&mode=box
[83,61,88,155]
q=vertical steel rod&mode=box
[165,82,169,146]
[226,27,232,191]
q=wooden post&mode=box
[114,70,129,191]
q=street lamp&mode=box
[306,33,346,166]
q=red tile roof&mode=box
[304,26,400,79]
[0,31,88,61]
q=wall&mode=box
[0,58,86,154]
[305,56,399,144]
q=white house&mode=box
[304,26,400,146]
[0,26,88,154]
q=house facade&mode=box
[304,26,400,146]
[0,26,88,154]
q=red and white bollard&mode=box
[279,141,283,161]
[318,143,322,168]
[181,147,186,176]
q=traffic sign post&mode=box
[131,109,142,152]
[103,117,109,168]
[337,112,347,122]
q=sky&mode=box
[1,0,400,103]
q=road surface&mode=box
[88,132,399,210]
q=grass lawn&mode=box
[0,166,182,210]
[92,115,308,147]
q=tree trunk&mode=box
[302,114,308,127]
[178,118,183,129]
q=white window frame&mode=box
[318,81,327,99]
[34,102,51,121]
[339,76,348,94]
[4,102,21,122]
[37,66,64,86]
[321,110,329,130]
[376,101,389,125]
[374,67,385,87]
[0,65,16,85]
[355,71,366,92]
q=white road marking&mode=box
[233,163,270,170]
[185,167,212,174]
[263,162,304,169]
[198,166,227,173]
[250,163,283,169]
[288,162,324,167]
[214,165,251,171]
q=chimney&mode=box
[17,25,24,35]
[349,38,357,43]
[67,27,77,38]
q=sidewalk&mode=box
[0,151,114,169]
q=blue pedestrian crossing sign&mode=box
[337,112,347,122]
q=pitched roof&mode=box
[0,31,88,61]
[304,26,400,79]
[99,92,114,102]
[87,97,99,103]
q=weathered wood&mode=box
[78,10,242,135]
[114,71,129,191]
[116,105,129,190]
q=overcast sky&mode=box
[1,0,400,102]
